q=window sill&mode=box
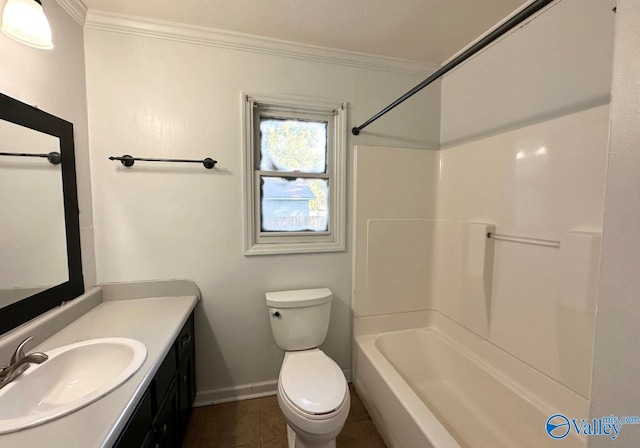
[244,240,345,256]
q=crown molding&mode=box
[54,0,87,25]
[85,10,439,76]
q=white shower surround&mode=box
[352,104,610,446]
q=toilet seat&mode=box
[279,349,347,417]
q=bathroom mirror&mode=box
[0,92,83,335]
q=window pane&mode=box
[259,118,327,173]
[261,177,329,232]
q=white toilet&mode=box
[266,288,350,448]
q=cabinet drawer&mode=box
[176,314,194,362]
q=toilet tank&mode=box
[266,288,333,351]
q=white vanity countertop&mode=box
[0,295,198,448]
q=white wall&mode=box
[0,0,95,289]
[589,1,640,446]
[440,0,616,147]
[83,16,440,400]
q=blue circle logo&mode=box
[546,414,571,439]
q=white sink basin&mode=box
[0,337,147,434]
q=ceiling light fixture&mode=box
[1,0,53,50]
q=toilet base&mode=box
[287,424,337,448]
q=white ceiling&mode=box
[80,0,528,64]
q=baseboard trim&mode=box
[195,369,352,406]
[195,379,278,406]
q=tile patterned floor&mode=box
[182,384,386,448]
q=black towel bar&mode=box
[0,151,61,165]
[109,155,217,169]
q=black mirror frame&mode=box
[0,92,84,335]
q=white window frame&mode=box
[242,93,347,255]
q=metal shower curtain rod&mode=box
[351,0,556,136]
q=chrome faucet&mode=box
[0,336,48,390]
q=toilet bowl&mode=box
[277,350,350,448]
[266,289,350,448]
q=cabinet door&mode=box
[177,314,194,361]
[177,342,196,438]
[153,346,177,413]
[154,380,179,448]
[114,389,153,448]
[141,428,157,448]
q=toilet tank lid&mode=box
[266,288,333,308]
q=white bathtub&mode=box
[354,325,585,448]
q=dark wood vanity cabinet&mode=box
[151,382,179,448]
[114,312,196,448]
[177,333,196,437]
